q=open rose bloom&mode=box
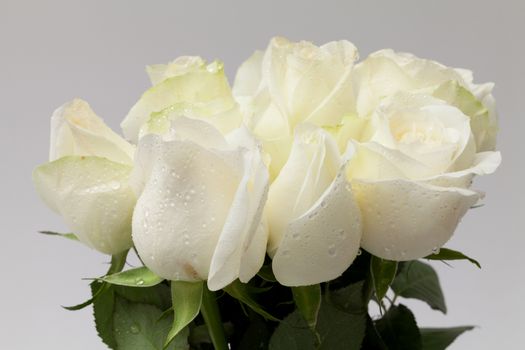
[33,37,500,349]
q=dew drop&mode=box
[320,201,328,209]
[130,323,140,334]
[109,181,121,190]
[432,247,440,255]
[356,248,362,256]
[135,278,144,286]
[328,244,337,257]
[292,232,299,239]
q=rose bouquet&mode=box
[33,37,500,350]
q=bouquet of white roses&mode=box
[33,37,500,350]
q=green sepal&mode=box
[424,248,481,268]
[164,281,203,349]
[257,265,277,282]
[224,280,280,322]
[370,256,398,302]
[63,250,128,311]
[292,285,321,331]
[39,230,79,241]
[100,266,165,287]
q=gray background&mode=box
[1,0,523,349]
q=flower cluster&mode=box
[34,37,500,291]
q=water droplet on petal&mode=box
[432,247,440,255]
[109,181,121,190]
[356,248,362,256]
[328,244,337,257]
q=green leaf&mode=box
[224,280,280,322]
[101,266,165,287]
[269,297,366,350]
[370,256,398,301]
[188,323,235,346]
[114,284,171,311]
[64,250,128,311]
[113,296,189,350]
[424,248,481,268]
[92,282,172,349]
[420,326,474,350]
[164,281,203,349]
[292,285,321,331]
[329,281,367,314]
[375,304,422,350]
[316,302,366,350]
[39,230,79,241]
[361,315,388,350]
[391,261,447,314]
[238,313,271,350]
[269,310,316,350]
[92,282,118,348]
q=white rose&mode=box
[266,124,362,286]
[33,99,136,254]
[347,92,501,260]
[131,117,269,291]
[353,49,498,151]
[122,58,241,143]
[233,37,359,177]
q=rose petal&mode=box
[146,56,206,85]
[50,99,135,164]
[121,61,235,143]
[33,156,135,254]
[354,179,479,261]
[267,125,362,285]
[132,138,242,282]
[208,130,269,290]
[132,120,269,289]
[272,172,362,286]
